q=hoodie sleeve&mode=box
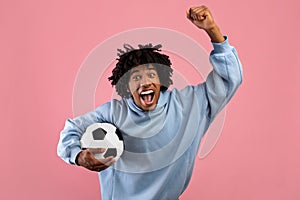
[56,102,112,165]
[200,36,243,121]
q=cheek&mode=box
[128,82,138,93]
[154,76,161,84]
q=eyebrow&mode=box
[130,70,140,75]
[130,66,156,75]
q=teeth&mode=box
[141,90,154,95]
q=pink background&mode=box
[1,0,300,200]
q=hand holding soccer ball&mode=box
[76,123,124,172]
[76,148,115,172]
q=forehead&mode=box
[130,64,157,74]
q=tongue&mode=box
[142,94,152,103]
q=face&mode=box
[128,64,161,111]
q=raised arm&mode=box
[186,5,243,120]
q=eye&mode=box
[149,73,156,78]
[132,75,141,81]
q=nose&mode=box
[140,76,151,87]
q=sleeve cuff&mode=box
[70,147,82,165]
[211,36,233,54]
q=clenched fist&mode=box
[187,5,225,43]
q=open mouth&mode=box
[140,90,155,105]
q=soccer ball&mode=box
[80,123,124,162]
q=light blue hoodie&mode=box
[57,37,243,200]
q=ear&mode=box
[126,87,132,98]
[126,85,130,93]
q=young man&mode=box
[57,5,243,200]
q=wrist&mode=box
[70,147,83,165]
[205,25,224,43]
[75,151,83,166]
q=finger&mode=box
[99,156,115,166]
[91,157,116,171]
[189,8,197,21]
[89,156,115,167]
[88,148,106,154]
[90,164,107,172]
[186,10,192,20]
[186,11,195,22]
[190,5,208,14]
[83,151,102,166]
[198,8,210,19]
[85,158,109,171]
[103,157,116,167]
[190,6,210,21]
[78,150,107,171]
[96,163,113,172]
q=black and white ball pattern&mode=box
[80,123,124,161]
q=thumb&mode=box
[186,9,193,21]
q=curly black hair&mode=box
[108,43,173,98]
